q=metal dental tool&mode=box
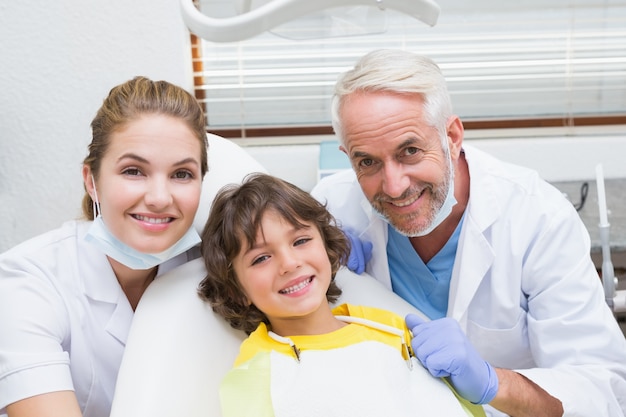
[595,163,617,311]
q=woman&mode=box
[0,76,208,417]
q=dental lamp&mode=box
[180,0,440,42]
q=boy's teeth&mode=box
[280,277,313,294]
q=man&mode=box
[311,49,626,417]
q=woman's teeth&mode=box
[133,214,172,224]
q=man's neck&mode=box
[409,153,469,263]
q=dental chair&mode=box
[109,134,425,417]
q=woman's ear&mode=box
[82,165,96,201]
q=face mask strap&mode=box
[91,174,102,219]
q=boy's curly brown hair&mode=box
[198,173,350,334]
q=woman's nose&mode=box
[144,177,173,208]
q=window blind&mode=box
[193,0,626,134]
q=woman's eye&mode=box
[122,168,141,176]
[173,170,193,180]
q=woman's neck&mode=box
[107,257,158,311]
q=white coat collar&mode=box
[460,145,502,232]
[78,221,134,344]
[448,146,499,326]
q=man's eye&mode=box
[356,158,380,175]
[401,147,422,162]
[405,147,419,155]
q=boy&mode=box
[199,173,484,417]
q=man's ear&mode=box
[446,115,464,159]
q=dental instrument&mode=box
[596,164,626,313]
[595,164,617,311]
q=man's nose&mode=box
[381,162,410,199]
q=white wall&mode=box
[0,0,193,253]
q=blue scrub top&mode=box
[387,214,464,319]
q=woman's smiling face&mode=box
[84,113,203,254]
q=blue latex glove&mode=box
[344,229,373,275]
[405,314,498,404]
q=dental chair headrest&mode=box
[193,134,268,233]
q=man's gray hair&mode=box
[331,49,453,148]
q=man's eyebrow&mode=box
[351,137,419,159]
[397,137,419,149]
[351,150,371,159]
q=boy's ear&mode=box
[231,284,252,306]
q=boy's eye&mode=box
[294,237,312,247]
[251,254,269,266]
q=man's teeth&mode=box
[280,277,313,294]
[392,194,419,207]
[134,215,171,224]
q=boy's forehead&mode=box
[254,212,313,240]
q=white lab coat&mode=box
[311,144,626,416]
[0,220,194,417]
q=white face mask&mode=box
[409,173,456,237]
[84,175,200,270]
